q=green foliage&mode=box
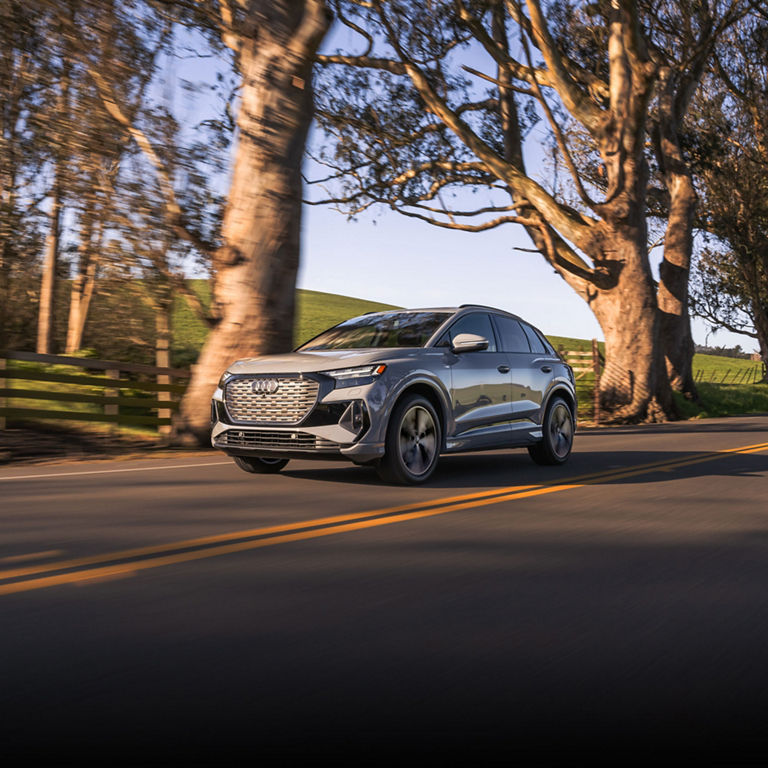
[171,280,212,369]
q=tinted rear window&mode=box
[494,315,530,353]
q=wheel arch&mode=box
[542,384,577,425]
[390,380,449,447]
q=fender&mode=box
[540,380,578,427]
[384,371,453,444]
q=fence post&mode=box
[105,368,120,429]
[156,335,171,440]
[0,357,6,430]
[591,338,600,425]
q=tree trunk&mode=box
[37,185,62,354]
[178,0,331,443]
[37,63,69,356]
[656,146,698,399]
[591,229,673,422]
[753,303,768,384]
[65,218,100,353]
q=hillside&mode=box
[171,282,399,367]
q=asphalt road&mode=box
[2,416,768,761]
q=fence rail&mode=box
[0,351,190,434]
[693,364,766,384]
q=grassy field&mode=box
[171,282,398,367]
[4,288,766,435]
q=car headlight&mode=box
[324,364,387,388]
[218,371,233,389]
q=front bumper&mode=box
[210,378,387,465]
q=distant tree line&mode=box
[694,344,754,360]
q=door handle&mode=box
[497,365,510,374]
[541,365,552,373]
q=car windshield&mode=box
[298,311,452,351]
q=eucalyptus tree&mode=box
[689,11,768,380]
[0,1,47,352]
[35,0,224,361]
[313,0,748,420]
[178,0,331,441]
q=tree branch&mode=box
[371,0,596,250]
[67,25,214,258]
[522,0,604,134]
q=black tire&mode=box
[528,396,574,466]
[377,394,441,485]
[232,456,289,474]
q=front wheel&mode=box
[232,456,289,474]
[377,395,441,485]
[528,397,574,466]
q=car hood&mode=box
[227,348,424,375]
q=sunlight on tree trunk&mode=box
[178,0,331,442]
[37,183,61,354]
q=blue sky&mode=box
[173,21,757,353]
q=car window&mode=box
[534,328,556,356]
[494,315,531,353]
[298,311,452,350]
[517,322,545,354]
[438,312,497,352]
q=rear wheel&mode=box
[528,396,574,466]
[232,456,289,474]
[377,394,441,484]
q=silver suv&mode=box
[211,306,576,484]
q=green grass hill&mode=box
[171,282,399,367]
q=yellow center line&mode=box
[6,439,768,583]
[0,484,544,581]
[1,439,767,596]
[0,549,65,564]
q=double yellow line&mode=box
[2,439,768,596]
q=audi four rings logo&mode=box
[251,378,280,395]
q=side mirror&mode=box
[451,333,489,353]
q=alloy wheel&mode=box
[398,405,437,477]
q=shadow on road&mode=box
[284,448,768,489]
[579,415,768,436]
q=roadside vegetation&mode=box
[5,289,765,441]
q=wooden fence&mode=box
[0,351,190,435]
[558,339,604,424]
[693,365,766,384]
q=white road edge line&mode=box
[0,461,232,481]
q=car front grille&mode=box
[225,376,319,424]
[217,429,339,452]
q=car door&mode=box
[492,314,549,424]
[438,312,515,445]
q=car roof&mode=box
[362,305,525,321]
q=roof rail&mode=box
[459,303,502,311]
